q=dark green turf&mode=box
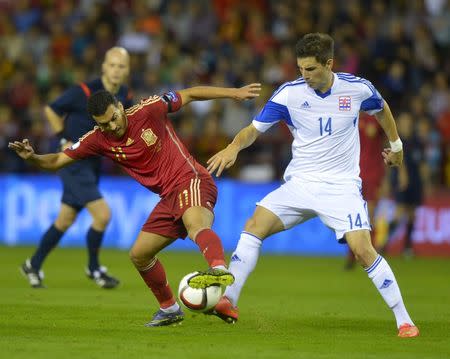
[1,246,449,358]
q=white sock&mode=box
[366,255,414,328]
[213,265,227,271]
[224,231,262,306]
[161,302,180,313]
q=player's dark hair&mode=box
[87,90,118,117]
[295,33,334,65]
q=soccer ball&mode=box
[178,271,222,312]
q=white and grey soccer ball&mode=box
[178,271,222,312]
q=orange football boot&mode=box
[398,323,420,338]
[211,296,239,323]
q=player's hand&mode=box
[234,83,261,101]
[382,148,403,167]
[207,144,239,177]
[8,139,35,160]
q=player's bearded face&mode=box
[297,57,333,92]
[94,103,128,138]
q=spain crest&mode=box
[141,128,157,146]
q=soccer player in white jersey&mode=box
[207,33,419,338]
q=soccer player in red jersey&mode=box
[8,83,261,327]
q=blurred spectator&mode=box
[416,116,441,189]
[245,11,277,57]
[428,72,449,118]
[270,2,293,42]
[135,2,163,37]
[195,112,230,168]
[444,146,450,187]
[381,60,407,111]
[163,1,192,44]
[437,93,450,187]
[425,0,450,48]
[176,112,197,151]
[7,71,36,116]
[221,99,254,138]
[49,22,72,64]
[2,15,26,63]
[118,20,152,54]
[437,93,450,145]
[12,0,41,33]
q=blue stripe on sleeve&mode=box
[337,73,383,111]
[255,101,293,127]
[361,93,383,112]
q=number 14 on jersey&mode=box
[318,117,332,136]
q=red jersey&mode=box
[64,92,210,197]
[359,112,385,183]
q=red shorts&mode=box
[142,176,218,239]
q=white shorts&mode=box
[257,179,371,241]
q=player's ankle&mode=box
[161,302,180,313]
[212,264,227,271]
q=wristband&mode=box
[389,138,403,153]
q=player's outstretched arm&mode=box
[207,124,261,177]
[374,100,403,167]
[178,83,261,106]
[8,139,75,171]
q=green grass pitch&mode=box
[1,246,449,359]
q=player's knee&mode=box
[182,207,213,240]
[129,248,143,267]
[129,249,157,271]
[244,217,269,239]
[54,215,76,231]
[187,226,210,242]
[92,210,111,229]
[184,223,197,240]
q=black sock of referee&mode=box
[388,220,398,238]
[404,219,414,251]
[87,227,104,272]
[30,225,64,270]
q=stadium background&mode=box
[0,0,449,255]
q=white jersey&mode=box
[253,72,384,184]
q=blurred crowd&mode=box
[0,0,449,190]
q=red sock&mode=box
[138,258,175,308]
[195,229,226,268]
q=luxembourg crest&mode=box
[141,128,157,146]
[339,96,351,111]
